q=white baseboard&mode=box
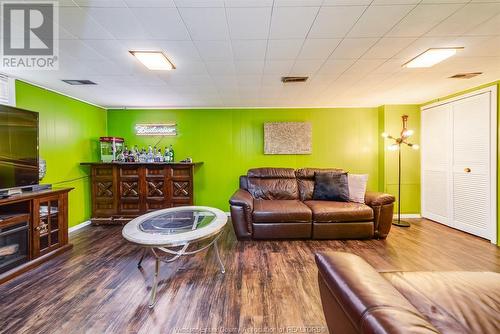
[69,220,91,233]
[393,214,421,219]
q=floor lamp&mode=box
[382,115,419,227]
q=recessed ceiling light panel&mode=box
[129,51,175,71]
[404,47,463,68]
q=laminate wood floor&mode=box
[1,219,499,334]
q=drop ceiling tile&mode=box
[195,40,233,60]
[169,60,208,75]
[466,13,500,36]
[83,39,129,60]
[373,0,419,4]
[348,5,415,38]
[231,40,267,60]
[297,39,342,60]
[73,0,126,7]
[174,0,224,7]
[330,38,378,59]
[179,8,229,40]
[317,58,356,75]
[205,61,236,75]
[132,8,190,40]
[266,39,304,60]
[323,0,371,4]
[290,60,324,75]
[227,8,272,40]
[225,0,273,7]
[124,0,176,6]
[308,6,366,39]
[156,41,202,61]
[86,7,149,39]
[362,37,415,59]
[59,7,115,40]
[387,4,464,37]
[345,59,385,76]
[263,60,294,74]
[274,0,323,6]
[426,3,500,37]
[234,60,265,74]
[60,39,107,60]
[269,6,319,39]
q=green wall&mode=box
[15,80,107,227]
[108,108,385,210]
[422,80,500,245]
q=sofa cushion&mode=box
[247,168,299,200]
[253,200,312,223]
[305,200,373,222]
[382,271,500,334]
[296,168,344,201]
[312,172,350,202]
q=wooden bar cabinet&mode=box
[81,162,202,225]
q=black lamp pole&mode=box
[382,115,419,227]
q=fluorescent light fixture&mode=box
[129,51,175,70]
[404,48,463,68]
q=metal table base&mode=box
[138,233,225,308]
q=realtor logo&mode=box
[1,1,58,69]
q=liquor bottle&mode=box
[164,146,170,162]
[169,144,174,162]
[134,145,139,162]
[147,145,154,162]
[139,148,146,162]
[155,148,162,162]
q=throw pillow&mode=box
[348,174,368,204]
[312,172,350,202]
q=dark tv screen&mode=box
[0,105,39,191]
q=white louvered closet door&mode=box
[421,104,452,226]
[452,93,492,239]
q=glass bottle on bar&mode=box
[168,144,174,162]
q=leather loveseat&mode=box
[316,252,500,334]
[229,168,395,240]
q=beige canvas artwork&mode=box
[264,122,312,155]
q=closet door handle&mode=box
[464,168,471,173]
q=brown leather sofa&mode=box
[229,168,395,240]
[316,252,500,334]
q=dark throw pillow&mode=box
[312,172,350,202]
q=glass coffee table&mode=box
[122,206,227,308]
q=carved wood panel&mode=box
[173,181,190,198]
[147,180,164,197]
[121,181,139,198]
[96,181,113,198]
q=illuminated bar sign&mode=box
[135,123,177,136]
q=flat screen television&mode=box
[0,105,39,191]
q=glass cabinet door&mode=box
[34,196,62,256]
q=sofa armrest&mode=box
[365,192,395,239]
[229,189,254,211]
[315,252,439,334]
[365,191,395,206]
[229,189,254,240]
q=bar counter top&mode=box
[80,161,203,166]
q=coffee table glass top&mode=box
[122,206,227,246]
[139,209,216,235]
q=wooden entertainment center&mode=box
[0,188,72,284]
[81,162,202,225]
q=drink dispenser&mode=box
[99,137,124,162]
